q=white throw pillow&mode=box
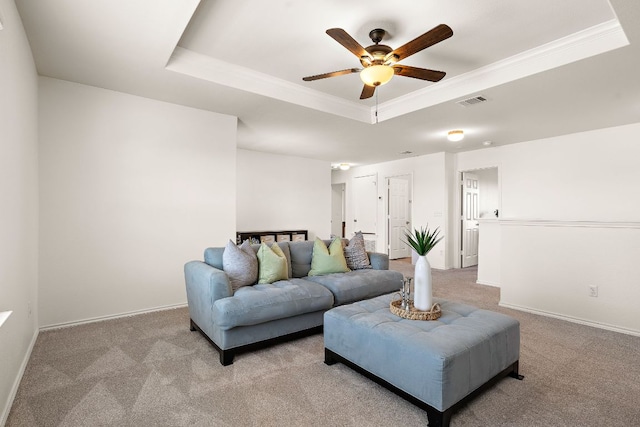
[222,240,258,291]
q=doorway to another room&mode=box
[331,183,345,238]
[459,167,499,269]
[387,174,412,260]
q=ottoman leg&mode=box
[508,360,525,381]
[425,407,452,427]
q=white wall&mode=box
[0,0,39,422]
[38,77,237,327]
[477,220,500,286]
[332,152,448,269]
[458,122,640,334]
[236,149,331,240]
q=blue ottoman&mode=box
[324,294,522,427]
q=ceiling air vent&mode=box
[456,96,488,107]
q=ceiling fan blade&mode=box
[390,24,453,61]
[326,28,372,60]
[360,84,375,100]
[393,65,446,82]
[302,68,360,81]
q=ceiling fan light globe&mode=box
[360,65,394,87]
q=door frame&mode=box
[384,173,413,258]
[453,167,500,269]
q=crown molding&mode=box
[167,19,627,125]
[376,19,629,122]
[166,47,371,123]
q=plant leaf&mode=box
[403,224,443,256]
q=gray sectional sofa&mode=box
[184,239,403,365]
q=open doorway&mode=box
[459,167,499,268]
[331,183,345,238]
[387,174,412,260]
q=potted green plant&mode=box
[404,226,443,256]
[403,225,443,311]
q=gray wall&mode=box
[0,0,39,422]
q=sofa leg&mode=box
[189,318,234,365]
[219,349,234,366]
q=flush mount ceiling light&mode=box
[447,130,464,142]
[338,163,351,170]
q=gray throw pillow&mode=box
[344,232,372,270]
[222,240,258,291]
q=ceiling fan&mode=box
[302,25,453,99]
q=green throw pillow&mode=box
[257,243,289,284]
[308,237,350,276]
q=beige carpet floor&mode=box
[7,262,640,426]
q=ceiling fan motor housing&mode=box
[360,44,394,66]
[359,29,398,67]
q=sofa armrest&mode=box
[368,252,389,270]
[184,261,232,328]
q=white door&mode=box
[352,174,377,234]
[388,176,411,259]
[462,172,479,267]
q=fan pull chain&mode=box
[375,89,379,124]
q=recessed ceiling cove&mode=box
[169,0,626,124]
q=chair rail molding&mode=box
[497,219,640,229]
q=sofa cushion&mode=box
[344,231,372,270]
[257,243,288,284]
[309,238,350,276]
[305,269,403,306]
[222,240,258,291]
[289,240,315,278]
[212,279,334,330]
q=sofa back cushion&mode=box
[289,240,315,278]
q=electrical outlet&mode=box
[588,285,598,297]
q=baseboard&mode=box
[1,328,38,426]
[40,302,188,331]
[499,301,640,337]
[476,280,500,288]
